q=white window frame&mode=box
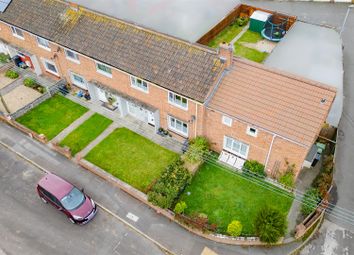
[247,126,258,137]
[10,26,24,40]
[70,72,87,89]
[222,115,233,127]
[95,61,112,78]
[130,75,149,93]
[42,59,59,76]
[168,116,188,137]
[64,49,80,64]
[36,36,50,51]
[223,136,249,159]
[168,91,188,110]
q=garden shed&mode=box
[249,10,272,33]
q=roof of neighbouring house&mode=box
[207,58,336,147]
[264,21,343,127]
[0,0,225,102]
[68,0,241,42]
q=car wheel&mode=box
[40,197,48,204]
[68,217,75,224]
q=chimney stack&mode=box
[219,42,234,69]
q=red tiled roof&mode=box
[208,58,336,147]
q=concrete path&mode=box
[51,110,94,143]
[0,122,303,255]
[76,122,120,158]
[230,23,249,45]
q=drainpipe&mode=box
[265,134,276,171]
[194,104,198,138]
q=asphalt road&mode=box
[0,146,165,255]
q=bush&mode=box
[236,17,249,27]
[312,155,334,198]
[184,136,210,163]
[254,206,287,244]
[0,53,10,63]
[5,70,19,79]
[301,188,321,216]
[278,171,295,189]
[243,160,266,178]
[23,78,36,88]
[174,201,187,214]
[148,159,192,208]
[227,220,242,237]
[37,86,46,94]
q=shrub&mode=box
[37,86,46,94]
[23,78,36,88]
[148,159,192,208]
[301,188,321,216]
[5,70,19,79]
[184,136,210,163]
[254,206,287,244]
[312,155,334,198]
[278,171,295,189]
[236,17,249,26]
[174,201,187,214]
[227,220,242,237]
[0,53,10,63]
[243,160,266,178]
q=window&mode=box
[222,115,233,127]
[168,116,188,136]
[64,49,80,63]
[43,59,59,76]
[11,26,24,39]
[223,136,249,158]
[70,72,87,89]
[168,92,188,110]
[96,61,112,77]
[130,76,148,92]
[36,36,50,50]
[247,126,258,137]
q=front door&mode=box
[147,110,155,126]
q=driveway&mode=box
[0,145,165,255]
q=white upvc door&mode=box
[96,87,107,102]
[147,110,155,126]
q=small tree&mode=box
[255,206,287,244]
[301,188,321,216]
[174,201,187,214]
[278,171,295,189]
[184,136,210,163]
[227,220,242,237]
[243,160,266,178]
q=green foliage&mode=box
[148,159,192,208]
[236,17,249,27]
[243,160,266,178]
[278,171,295,189]
[174,201,187,214]
[227,220,243,237]
[254,206,287,244]
[5,70,19,79]
[23,78,36,88]
[234,43,269,63]
[37,86,46,94]
[312,155,334,198]
[0,53,10,63]
[301,188,321,216]
[184,136,210,163]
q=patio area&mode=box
[1,85,42,113]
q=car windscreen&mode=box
[60,187,85,211]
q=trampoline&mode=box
[261,15,288,42]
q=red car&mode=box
[37,173,97,224]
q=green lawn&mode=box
[208,23,244,48]
[16,94,88,140]
[238,30,263,44]
[59,113,113,155]
[179,162,293,235]
[85,128,179,192]
[234,43,269,63]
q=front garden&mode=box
[16,94,88,140]
[85,128,179,192]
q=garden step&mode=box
[50,110,95,143]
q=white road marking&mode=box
[126,212,139,222]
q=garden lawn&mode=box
[238,30,263,44]
[59,113,113,155]
[179,162,293,235]
[85,128,179,192]
[208,23,244,48]
[234,43,269,63]
[16,94,88,140]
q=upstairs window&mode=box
[222,115,233,127]
[168,91,188,110]
[36,36,50,50]
[11,26,24,39]
[96,61,112,77]
[247,126,258,137]
[65,49,80,64]
[130,76,148,93]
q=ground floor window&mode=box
[70,72,87,89]
[223,136,249,158]
[168,116,188,136]
[42,59,59,76]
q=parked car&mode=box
[37,173,97,224]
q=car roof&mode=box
[38,173,74,200]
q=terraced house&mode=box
[0,0,337,177]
